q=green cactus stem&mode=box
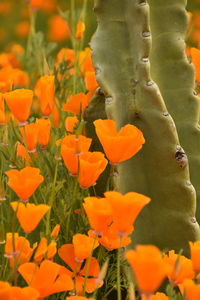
[148,0,200,223]
[91,0,200,254]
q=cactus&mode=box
[148,0,200,223]
[91,0,200,254]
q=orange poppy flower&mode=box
[18,260,73,298]
[0,282,39,300]
[75,21,86,40]
[15,142,31,162]
[104,191,150,236]
[72,234,99,261]
[189,241,200,273]
[35,75,55,116]
[58,244,102,294]
[48,15,70,42]
[34,237,57,263]
[66,297,95,300]
[141,292,169,300]
[36,118,51,147]
[65,116,78,132]
[5,167,44,201]
[163,250,194,285]
[15,21,30,38]
[83,196,113,235]
[4,233,37,267]
[84,71,98,91]
[94,119,145,164]
[78,151,108,188]
[51,224,60,240]
[191,47,200,83]
[125,245,169,295]
[61,134,92,175]
[52,103,60,128]
[182,279,200,300]
[62,93,89,116]
[0,92,5,124]
[20,122,39,152]
[10,202,50,233]
[56,48,75,66]
[4,89,33,124]
[79,48,94,74]
[30,0,42,9]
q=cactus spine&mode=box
[148,0,200,223]
[91,0,200,254]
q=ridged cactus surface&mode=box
[148,0,200,223]
[91,0,200,254]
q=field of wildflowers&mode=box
[2,0,200,299]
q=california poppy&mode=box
[4,89,33,124]
[0,92,5,124]
[58,244,102,294]
[57,48,75,66]
[62,93,89,116]
[78,151,108,188]
[5,167,44,201]
[18,260,73,298]
[0,282,39,300]
[141,292,169,300]
[182,279,200,300]
[125,245,169,295]
[84,71,98,91]
[83,196,113,235]
[61,134,92,175]
[65,116,78,132]
[34,237,57,263]
[189,241,200,273]
[79,48,94,74]
[163,250,194,285]
[10,202,50,233]
[190,47,200,83]
[36,118,51,147]
[104,191,150,236]
[30,0,42,9]
[75,21,86,40]
[51,224,60,240]
[35,75,55,116]
[66,297,95,300]
[72,234,99,261]
[4,232,37,267]
[94,119,145,164]
[20,122,39,152]
[48,15,70,42]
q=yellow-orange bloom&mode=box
[66,297,95,300]
[163,250,194,285]
[84,71,98,91]
[36,118,51,147]
[104,191,150,236]
[183,279,200,300]
[18,260,73,298]
[0,282,39,300]
[65,116,78,132]
[189,241,200,273]
[20,122,39,152]
[4,89,33,123]
[35,75,55,116]
[61,134,92,175]
[51,224,60,240]
[72,234,99,261]
[62,93,89,116]
[190,48,200,83]
[34,237,57,263]
[48,15,70,42]
[78,151,108,188]
[83,196,113,235]
[125,245,169,295]
[5,167,44,201]
[4,233,37,267]
[75,21,86,40]
[10,202,50,233]
[141,292,169,300]
[94,119,145,164]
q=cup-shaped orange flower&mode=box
[67,297,95,300]
[58,244,102,294]
[20,122,39,152]
[34,237,57,263]
[75,21,86,40]
[0,93,5,124]
[4,89,33,124]
[141,292,169,300]
[48,15,70,42]
[189,241,200,273]
[125,245,169,295]
[0,282,39,300]
[51,224,60,240]
[5,167,44,201]
[104,191,150,236]
[18,260,73,298]
[84,71,98,91]
[190,47,200,83]
[62,93,89,116]
[65,116,78,132]
[94,119,145,164]
[35,75,55,116]
[83,196,113,235]
[4,233,37,267]
[163,250,194,285]
[78,151,108,188]
[61,134,92,175]
[36,118,51,147]
[10,202,50,233]
[183,279,200,300]
[72,234,99,262]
